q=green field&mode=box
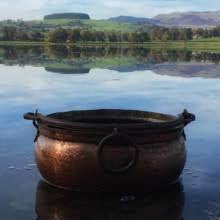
[0,18,144,32]
[37,18,144,32]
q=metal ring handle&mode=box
[97,129,139,174]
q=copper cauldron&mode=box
[24,109,195,192]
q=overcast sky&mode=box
[0,0,220,20]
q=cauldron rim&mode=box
[24,109,195,130]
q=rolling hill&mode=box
[108,16,160,25]
[154,11,220,27]
[109,11,220,28]
[44,13,90,20]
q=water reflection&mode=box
[1,45,220,219]
[1,45,220,77]
[45,67,90,74]
[36,180,184,220]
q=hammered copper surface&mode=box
[35,135,186,192]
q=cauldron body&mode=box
[24,109,195,192]
[35,135,186,192]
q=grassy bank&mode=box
[1,39,220,51]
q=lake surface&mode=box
[0,45,220,219]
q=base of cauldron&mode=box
[40,175,183,193]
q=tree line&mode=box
[1,25,220,43]
[0,26,45,41]
[151,26,220,40]
[47,28,151,43]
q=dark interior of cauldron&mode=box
[48,110,177,124]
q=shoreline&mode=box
[1,40,220,50]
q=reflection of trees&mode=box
[47,46,69,59]
[1,45,220,68]
[0,46,44,65]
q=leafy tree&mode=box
[161,31,172,41]
[31,31,44,42]
[48,28,68,43]
[122,32,130,42]
[151,27,166,40]
[196,28,204,38]
[141,32,151,42]
[81,30,94,41]
[170,28,180,40]
[203,29,209,38]
[95,31,106,42]
[68,29,81,43]
[108,32,117,42]
[178,29,187,40]
[185,28,193,40]
[2,26,17,41]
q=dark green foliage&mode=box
[80,30,95,41]
[185,28,193,40]
[107,32,118,42]
[151,27,209,41]
[95,31,106,42]
[44,13,90,20]
[193,26,220,39]
[46,28,152,43]
[68,29,81,42]
[1,26,44,41]
[48,28,68,43]
[2,26,16,40]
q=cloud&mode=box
[0,0,48,20]
[0,0,220,20]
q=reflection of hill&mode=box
[45,67,90,74]
[45,64,90,74]
[151,62,220,78]
[111,65,149,72]
[1,46,220,78]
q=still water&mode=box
[0,46,220,219]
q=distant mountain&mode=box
[108,16,161,26]
[108,12,220,27]
[154,11,220,27]
[109,11,220,28]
